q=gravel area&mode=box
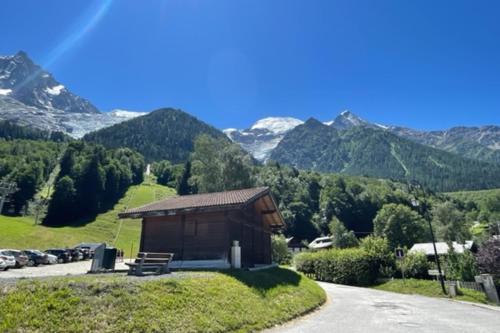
[0,260,129,280]
[0,260,214,285]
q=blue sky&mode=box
[1,0,500,130]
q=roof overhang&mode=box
[118,188,285,229]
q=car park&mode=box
[0,250,17,269]
[4,250,28,268]
[45,249,72,263]
[23,250,49,266]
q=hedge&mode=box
[294,248,379,286]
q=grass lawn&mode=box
[0,267,326,333]
[0,178,175,257]
[373,279,491,305]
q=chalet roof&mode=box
[409,241,474,256]
[119,187,284,227]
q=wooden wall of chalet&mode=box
[140,202,273,266]
[141,212,229,261]
[226,204,272,266]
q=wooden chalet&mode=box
[119,187,284,267]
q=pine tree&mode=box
[177,161,193,195]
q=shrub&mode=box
[397,252,430,279]
[445,248,478,281]
[295,248,379,286]
[271,234,292,265]
[360,236,396,278]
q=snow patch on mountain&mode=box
[250,117,303,134]
[109,109,147,119]
[224,117,303,161]
[0,88,12,96]
[45,85,65,95]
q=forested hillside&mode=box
[83,108,229,162]
[0,139,64,214]
[270,119,500,192]
[43,141,145,225]
[0,120,68,142]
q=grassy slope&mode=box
[0,268,326,333]
[373,279,490,305]
[446,188,500,209]
[0,179,175,256]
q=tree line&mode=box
[0,139,64,214]
[153,135,498,248]
[43,141,145,225]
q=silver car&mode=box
[46,253,58,264]
[0,258,7,271]
[0,250,16,269]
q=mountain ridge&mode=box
[269,119,500,192]
[83,108,230,163]
[225,111,500,164]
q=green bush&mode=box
[360,236,396,278]
[295,248,379,286]
[445,248,478,281]
[397,252,430,279]
[271,234,292,265]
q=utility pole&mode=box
[411,195,446,295]
[428,218,447,294]
[0,180,18,215]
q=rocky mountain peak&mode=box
[0,51,99,114]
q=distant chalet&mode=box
[119,187,284,267]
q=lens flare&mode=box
[15,0,113,91]
[43,0,114,68]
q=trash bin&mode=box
[102,247,117,270]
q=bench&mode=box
[125,252,174,276]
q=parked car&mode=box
[46,253,58,264]
[4,250,29,268]
[67,248,82,261]
[0,250,16,269]
[77,248,91,260]
[0,258,7,271]
[308,236,333,250]
[74,243,104,259]
[23,250,49,266]
[45,249,72,263]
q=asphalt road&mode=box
[267,282,500,333]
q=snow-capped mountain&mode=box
[224,112,381,161]
[0,51,99,113]
[226,111,500,164]
[0,51,146,137]
[224,117,303,161]
[325,110,385,130]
